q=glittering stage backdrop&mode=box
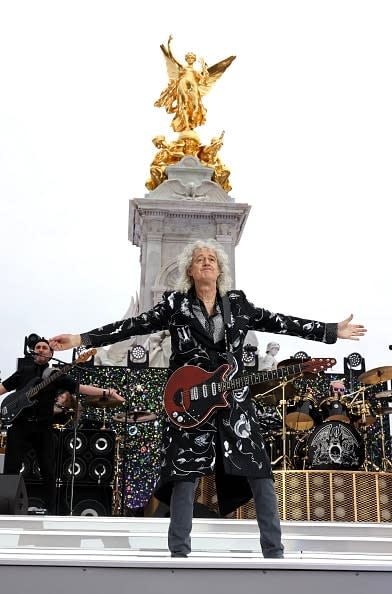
[59,366,391,517]
[69,365,169,514]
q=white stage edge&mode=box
[0,516,391,594]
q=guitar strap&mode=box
[42,366,54,379]
[221,294,235,367]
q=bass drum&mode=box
[293,420,364,470]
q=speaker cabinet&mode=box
[60,429,115,485]
[57,429,115,516]
[0,474,28,514]
[21,429,115,515]
[57,484,113,516]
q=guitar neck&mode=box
[220,362,304,392]
[28,362,73,399]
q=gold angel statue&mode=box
[154,36,236,133]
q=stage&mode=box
[0,516,391,594]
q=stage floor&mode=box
[0,516,391,594]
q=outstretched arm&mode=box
[79,385,125,404]
[49,334,81,351]
[50,294,170,352]
[337,314,367,341]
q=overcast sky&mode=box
[1,1,391,380]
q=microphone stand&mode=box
[120,371,133,517]
[49,353,86,516]
[68,362,82,516]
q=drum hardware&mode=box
[346,386,376,428]
[252,379,296,406]
[375,410,392,472]
[264,429,299,469]
[86,394,123,430]
[341,386,376,470]
[258,378,296,470]
[111,435,122,516]
[350,401,376,428]
[292,432,312,470]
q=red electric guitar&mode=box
[164,357,336,428]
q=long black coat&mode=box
[82,289,337,514]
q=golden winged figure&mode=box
[154,36,236,133]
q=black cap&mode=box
[29,335,53,352]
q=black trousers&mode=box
[4,420,56,513]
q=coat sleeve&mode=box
[237,291,337,344]
[80,292,172,348]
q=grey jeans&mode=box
[168,476,284,558]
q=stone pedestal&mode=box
[129,157,251,311]
[96,157,251,366]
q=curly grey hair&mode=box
[175,238,233,295]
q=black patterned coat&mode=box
[82,289,337,514]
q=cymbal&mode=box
[86,394,123,409]
[359,366,392,385]
[374,390,392,399]
[250,379,296,405]
[377,406,392,415]
[112,410,157,424]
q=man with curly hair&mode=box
[50,238,366,556]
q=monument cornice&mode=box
[129,198,251,246]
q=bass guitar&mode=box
[164,357,336,428]
[1,349,96,423]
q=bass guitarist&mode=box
[0,337,123,514]
[50,238,366,557]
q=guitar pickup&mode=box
[173,390,183,406]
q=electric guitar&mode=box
[1,349,96,423]
[164,357,336,428]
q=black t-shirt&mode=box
[2,361,77,423]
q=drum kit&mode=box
[254,365,392,472]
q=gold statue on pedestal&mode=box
[155,36,236,133]
[146,37,235,192]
